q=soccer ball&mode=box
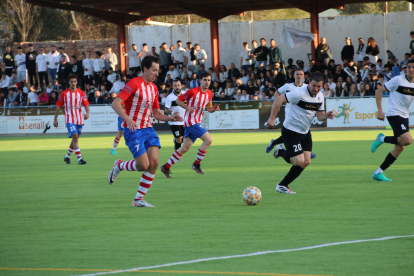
[243,186,262,205]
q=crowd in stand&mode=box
[1,30,413,107]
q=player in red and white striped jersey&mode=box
[108,56,183,208]
[161,72,220,177]
[53,74,90,165]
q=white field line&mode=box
[73,234,414,276]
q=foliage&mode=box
[339,1,410,15]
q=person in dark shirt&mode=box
[365,37,380,65]
[341,37,355,62]
[333,64,348,83]
[316,37,332,66]
[253,38,269,68]
[57,56,72,89]
[268,39,282,65]
[70,55,84,88]
[26,44,38,88]
[3,45,15,76]
[227,63,240,80]
[409,31,414,54]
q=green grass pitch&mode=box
[0,130,413,276]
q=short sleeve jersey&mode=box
[284,86,325,134]
[178,87,212,127]
[36,54,48,72]
[117,76,160,129]
[15,54,26,71]
[240,49,252,66]
[56,89,89,125]
[165,91,186,126]
[384,74,414,118]
[278,83,308,115]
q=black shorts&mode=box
[387,116,409,137]
[282,126,312,157]
[170,125,184,138]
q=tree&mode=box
[339,1,410,15]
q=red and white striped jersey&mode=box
[118,76,160,129]
[56,89,89,125]
[178,87,212,127]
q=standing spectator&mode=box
[240,42,252,73]
[56,47,69,75]
[93,51,105,86]
[268,39,282,66]
[151,46,159,58]
[57,56,71,89]
[356,38,366,70]
[3,45,15,76]
[38,90,50,105]
[184,42,196,72]
[227,63,240,81]
[410,31,414,54]
[159,43,172,81]
[27,86,39,106]
[13,87,27,106]
[195,44,207,72]
[26,44,38,88]
[47,45,59,83]
[316,37,332,66]
[36,47,48,87]
[123,44,141,74]
[82,51,94,88]
[253,38,268,68]
[70,56,84,88]
[15,46,27,83]
[366,37,379,65]
[250,40,258,68]
[104,46,118,71]
[171,40,186,69]
[139,43,152,62]
[6,88,17,107]
[341,37,355,63]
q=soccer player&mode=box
[165,78,186,159]
[265,68,317,159]
[53,74,90,165]
[160,72,220,177]
[110,96,124,156]
[371,59,414,181]
[266,72,334,194]
[107,56,182,208]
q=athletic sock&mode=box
[379,152,397,172]
[279,165,304,186]
[375,167,383,174]
[74,148,82,161]
[134,171,155,201]
[165,150,182,170]
[384,136,399,145]
[194,149,207,165]
[118,160,138,171]
[112,137,120,150]
[174,141,182,151]
[66,147,74,158]
[279,149,291,164]
[272,136,284,146]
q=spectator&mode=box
[366,37,379,65]
[327,75,336,91]
[165,74,173,87]
[359,83,367,97]
[341,37,354,63]
[1,72,11,93]
[356,38,367,70]
[218,91,231,101]
[70,55,84,87]
[123,44,141,74]
[350,83,359,97]
[9,71,18,86]
[239,88,250,101]
[265,70,273,83]
[0,92,4,106]
[249,72,257,86]
[382,64,393,84]
[189,73,200,89]
[82,51,94,88]
[343,84,350,97]
[365,83,374,96]
[256,79,265,93]
[344,66,357,82]
[38,90,50,106]
[246,79,256,95]
[252,87,260,99]
[208,67,219,83]
[219,65,229,88]
[139,43,152,62]
[14,87,27,106]
[227,63,240,81]
[151,46,159,58]
[103,92,112,104]
[322,82,332,97]
[93,51,105,86]
[366,73,376,91]
[257,62,266,77]
[180,66,191,80]
[15,46,27,83]
[50,91,59,105]
[3,45,15,76]
[334,81,343,97]
[273,69,285,88]
[410,31,414,54]
[6,88,17,107]
[376,58,384,72]
[400,64,407,75]
[57,56,71,89]
[107,67,117,84]
[250,40,258,68]
[260,91,269,100]
[211,81,223,98]
[184,42,196,72]
[286,58,297,70]
[36,47,49,87]
[194,44,207,71]
[127,68,135,80]
[55,47,69,76]
[268,87,276,99]
[100,84,110,96]
[104,46,118,71]
[333,64,347,83]
[240,69,249,86]
[109,74,125,95]
[26,44,37,88]
[171,40,186,69]
[91,90,104,104]
[159,43,172,81]
[304,72,311,84]
[268,39,282,65]
[327,59,336,75]
[27,86,39,106]
[316,37,332,66]
[51,79,61,94]
[224,80,235,97]
[165,64,180,82]
[240,42,252,73]
[253,38,268,68]
[400,53,410,69]
[285,67,294,83]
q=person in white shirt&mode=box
[56,47,69,73]
[47,45,59,84]
[180,67,192,80]
[1,72,11,91]
[139,43,152,62]
[194,44,207,72]
[36,47,49,87]
[109,74,125,95]
[123,44,141,74]
[171,40,186,70]
[208,68,218,83]
[240,42,252,73]
[104,46,118,71]
[107,67,117,84]
[165,65,180,82]
[27,86,39,106]
[15,46,27,82]
[239,68,249,86]
[355,38,367,70]
[239,88,250,101]
[82,51,94,87]
[93,51,105,86]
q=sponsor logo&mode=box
[18,117,46,130]
[312,117,324,125]
[258,102,263,109]
[333,102,355,124]
[225,104,229,110]
[355,111,378,121]
[19,117,24,129]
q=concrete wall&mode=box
[128,11,414,69]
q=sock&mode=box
[165,150,182,169]
[118,160,138,171]
[384,136,399,145]
[279,165,305,186]
[272,136,284,146]
[379,152,397,172]
[112,137,120,150]
[134,171,155,201]
[279,149,291,164]
[74,148,82,161]
[66,147,74,158]
[375,167,383,174]
[174,141,182,151]
[194,149,207,165]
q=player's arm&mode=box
[266,94,287,128]
[83,105,90,120]
[165,107,173,115]
[206,102,220,113]
[375,85,387,121]
[53,106,61,127]
[112,97,137,131]
[316,110,334,121]
[153,109,183,122]
[176,98,194,113]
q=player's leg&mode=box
[192,131,212,174]
[64,124,79,164]
[72,125,86,164]
[160,137,193,178]
[110,119,123,155]
[266,136,283,153]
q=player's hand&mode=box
[213,103,220,111]
[126,118,137,132]
[326,111,335,120]
[84,113,90,120]
[171,114,183,122]
[53,119,58,128]
[377,110,384,121]
[187,107,195,113]
[265,118,274,128]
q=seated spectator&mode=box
[160,90,168,105]
[359,83,367,97]
[224,80,235,97]
[181,67,192,80]
[218,91,231,101]
[14,87,27,106]
[265,70,273,83]
[110,92,117,103]
[240,69,249,86]
[208,67,218,83]
[103,93,112,104]
[382,64,393,83]
[273,69,285,88]
[211,81,223,98]
[233,77,243,90]
[110,74,125,95]
[127,68,135,80]
[344,76,354,88]
[350,83,359,97]
[165,65,180,82]
[181,82,188,93]
[268,88,276,99]
[9,71,18,86]
[90,90,104,104]
[249,72,257,86]
[6,87,17,107]
[258,71,266,83]
[38,91,50,105]
[322,82,332,97]
[257,62,266,76]
[101,75,113,92]
[0,92,5,106]
[27,85,39,106]
[196,65,207,79]
[343,84,350,97]
[259,91,269,100]
[100,84,110,96]
[252,87,260,100]
[50,91,59,105]
[189,73,200,89]
[327,75,336,91]
[51,79,61,93]
[239,88,250,101]
[165,74,173,87]
[333,64,347,83]
[233,88,242,100]
[1,72,11,93]
[365,83,374,96]
[256,79,265,93]
[227,63,240,81]
[219,65,228,88]
[334,82,343,97]
[107,67,117,83]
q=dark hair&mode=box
[141,56,159,72]
[252,40,257,43]
[294,68,304,74]
[410,31,414,35]
[377,58,383,63]
[200,72,211,80]
[71,55,77,59]
[173,78,182,84]
[17,46,22,50]
[310,72,324,83]
[68,74,78,80]
[243,42,248,46]
[407,59,414,66]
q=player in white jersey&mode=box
[265,69,317,159]
[266,72,334,194]
[165,78,186,156]
[371,59,414,181]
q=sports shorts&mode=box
[117,117,123,131]
[282,126,312,157]
[171,125,184,138]
[184,123,208,143]
[66,123,82,138]
[123,127,161,159]
[387,116,409,138]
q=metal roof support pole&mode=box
[310,1,319,61]
[117,21,127,76]
[209,16,221,77]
